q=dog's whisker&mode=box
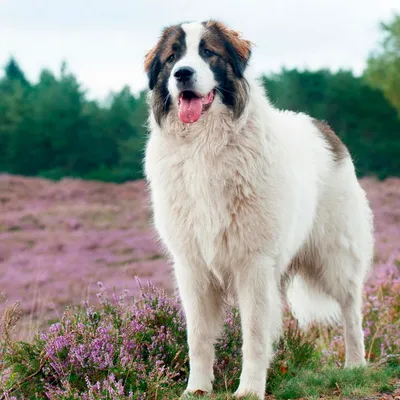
[162,93,171,108]
[216,86,235,95]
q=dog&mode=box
[143,20,374,399]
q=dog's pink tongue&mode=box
[178,97,202,123]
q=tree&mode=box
[365,14,400,115]
[4,58,30,87]
[0,56,398,181]
[110,88,148,181]
[0,60,31,172]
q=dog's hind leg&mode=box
[320,249,369,367]
[319,161,373,367]
[339,287,366,367]
[287,244,369,367]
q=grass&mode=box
[271,364,399,399]
[160,364,400,399]
[100,365,400,399]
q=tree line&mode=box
[1,15,399,181]
[0,60,147,182]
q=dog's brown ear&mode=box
[206,21,252,60]
[144,46,159,75]
[144,26,175,90]
[144,46,161,90]
[205,20,252,76]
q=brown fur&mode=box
[201,21,251,118]
[144,26,183,73]
[144,25,186,125]
[230,74,249,119]
[281,243,324,294]
[146,21,251,124]
[204,20,252,61]
[313,119,348,162]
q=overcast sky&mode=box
[1,0,399,100]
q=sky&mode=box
[1,0,399,100]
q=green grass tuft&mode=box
[272,364,400,399]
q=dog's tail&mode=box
[285,275,341,328]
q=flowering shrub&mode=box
[5,281,189,399]
[1,272,400,399]
[1,281,324,399]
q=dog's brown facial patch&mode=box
[203,21,252,65]
[144,25,186,80]
[144,25,186,124]
[200,20,252,118]
[312,119,349,162]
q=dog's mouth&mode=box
[178,90,215,124]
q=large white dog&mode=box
[143,20,374,399]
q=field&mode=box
[0,174,399,399]
[0,174,173,341]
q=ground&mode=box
[0,174,172,340]
[0,174,399,339]
[0,174,399,399]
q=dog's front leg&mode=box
[234,253,282,400]
[174,260,224,397]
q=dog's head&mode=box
[144,20,252,126]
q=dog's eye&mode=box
[167,54,175,63]
[203,49,213,58]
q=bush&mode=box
[1,282,322,400]
[1,281,399,399]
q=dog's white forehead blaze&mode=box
[181,22,204,54]
[169,22,216,99]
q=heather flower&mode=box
[2,243,400,399]
[15,282,188,399]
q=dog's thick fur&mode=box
[144,20,374,399]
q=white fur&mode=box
[168,23,217,99]
[286,275,341,327]
[145,22,374,400]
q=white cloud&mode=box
[0,0,399,99]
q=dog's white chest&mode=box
[190,189,222,266]
[150,150,226,267]
[178,159,224,265]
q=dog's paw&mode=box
[233,388,264,399]
[344,357,367,368]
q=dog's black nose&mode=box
[174,67,195,82]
